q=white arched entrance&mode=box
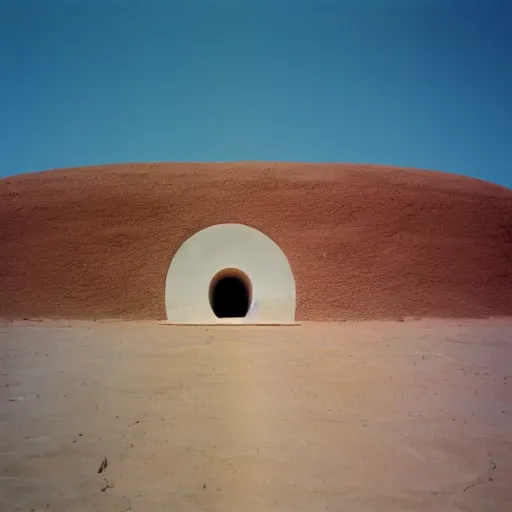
[164,224,296,324]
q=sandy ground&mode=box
[1,319,512,512]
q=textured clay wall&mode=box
[0,162,511,321]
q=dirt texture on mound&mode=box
[0,162,511,321]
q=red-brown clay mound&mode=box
[0,162,511,321]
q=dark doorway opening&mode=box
[209,269,252,318]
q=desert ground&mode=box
[1,319,512,512]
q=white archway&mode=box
[164,223,296,324]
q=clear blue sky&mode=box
[1,0,511,188]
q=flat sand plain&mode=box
[1,319,511,511]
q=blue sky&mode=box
[1,0,511,188]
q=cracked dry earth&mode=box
[1,319,512,512]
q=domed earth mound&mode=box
[0,162,511,321]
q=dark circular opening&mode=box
[209,269,252,318]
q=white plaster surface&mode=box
[165,224,296,323]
